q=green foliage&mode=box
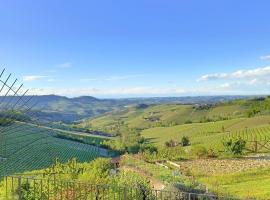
[198,168,270,199]
[79,158,113,185]
[223,138,246,155]
[164,139,178,147]
[44,158,84,179]
[141,146,186,161]
[54,131,108,146]
[191,145,208,158]
[112,171,152,199]
[0,158,154,200]
[181,136,190,147]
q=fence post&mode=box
[124,187,127,200]
[18,177,22,200]
[188,193,191,200]
[5,176,8,200]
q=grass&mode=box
[78,104,212,134]
[141,116,270,152]
[141,118,243,148]
[78,100,252,134]
[199,167,270,199]
[175,158,270,199]
[120,155,196,188]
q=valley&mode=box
[1,95,270,199]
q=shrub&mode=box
[223,138,246,155]
[207,148,218,158]
[165,139,179,147]
[191,145,208,158]
[181,136,190,147]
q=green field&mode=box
[141,116,270,150]
[0,123,109,177]
[78,99,262,135]
[176,158,270,199]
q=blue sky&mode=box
[1,0,270,97]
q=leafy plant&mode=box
[223,138,246,155]
[181,136,190,147]
[191,145,208,158]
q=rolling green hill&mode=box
[78,96,270,151]
[0,95,251,123]
[141,116,270,149]
[77,98,255,133]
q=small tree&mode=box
[181,136,190,147]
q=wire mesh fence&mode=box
[0,176,238,200]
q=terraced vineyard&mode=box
[142,116,270,151]
[78,102,251,135]
[0,123,108,177]
[141,118,244,148]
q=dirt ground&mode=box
[177,156,270,175]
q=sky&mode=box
[1,0,270,98]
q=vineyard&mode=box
[141,116,270,152]
[0,123,108,177]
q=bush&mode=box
[223,138,246,155]
[181,136,190,147]
[159,146,185,161]
[207,148,218,158]
[165,139,178,147]
[127,143,141,154]
[140,144,158,154]
[191,145,208,158]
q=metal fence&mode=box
[0,176,238,200]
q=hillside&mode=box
[78,96,270,151]
[78,97,270,134]
[0,122,109,177]
[0,95,251,123]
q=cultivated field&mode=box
[0,123,108,177]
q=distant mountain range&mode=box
[0,95,262,123]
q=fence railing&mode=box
[0,176,237,200]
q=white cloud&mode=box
[198,66,270,81]
[249,79,257,85]
[260,55,270,60]
[220,83,231,88]
[23,75,49,82]
[58,62,72,68]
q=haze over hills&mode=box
[0,95,258,123]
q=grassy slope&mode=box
[200,168,270,199]
[142,115,270,149]
[0,123,108,177]
[78,102,248,134]
[79,97,270,149]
